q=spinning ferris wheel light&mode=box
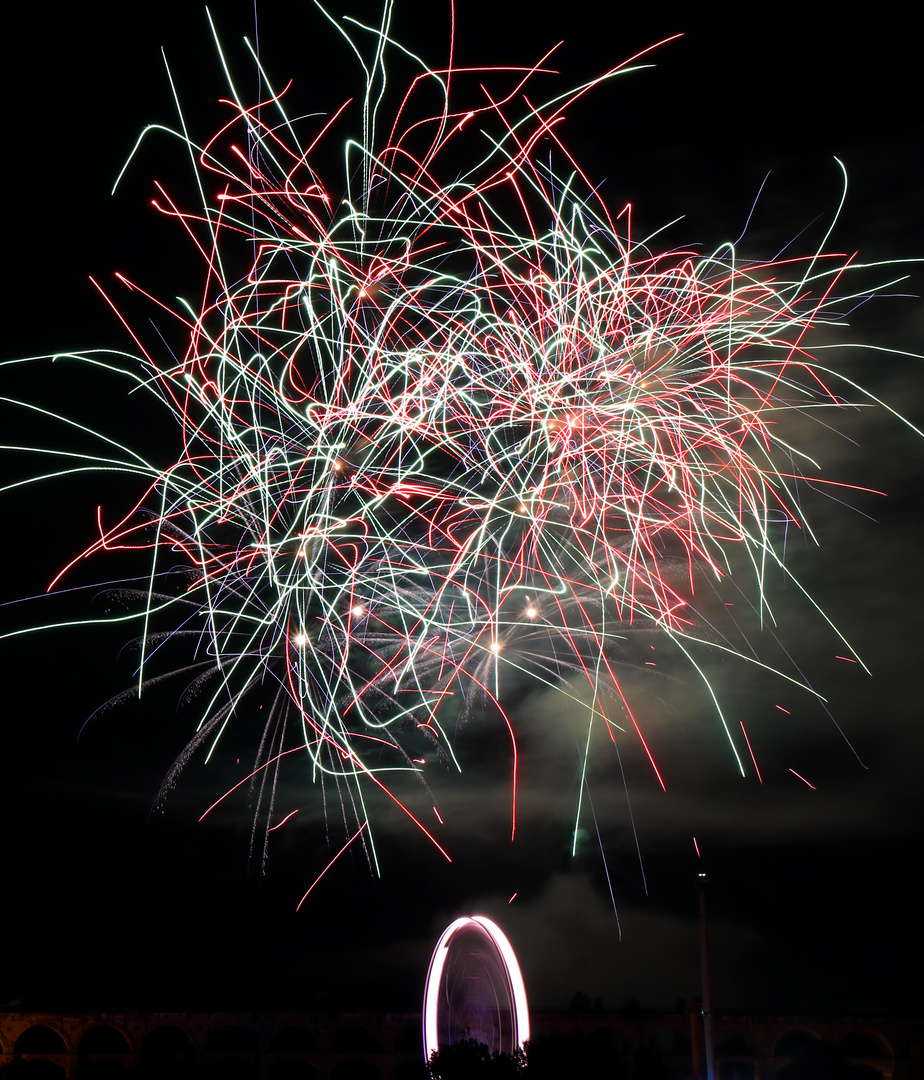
[422,915,530,1062]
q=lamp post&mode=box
[696,871,716,1080]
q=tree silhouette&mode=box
[427,1038,526,1079]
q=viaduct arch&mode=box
[1,1010,917,1080]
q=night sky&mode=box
[2,1,922,1017]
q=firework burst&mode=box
[2,4,917,884]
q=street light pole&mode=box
[696,871,716,1080]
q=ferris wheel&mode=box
[422,915,530,1062]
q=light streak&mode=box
[267,809,299,832]
[739,721,763,785]
[788,768,817,790]
[296,822,368,910]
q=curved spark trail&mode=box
[2,5,918,879]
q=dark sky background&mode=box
[2,1,922,1018]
